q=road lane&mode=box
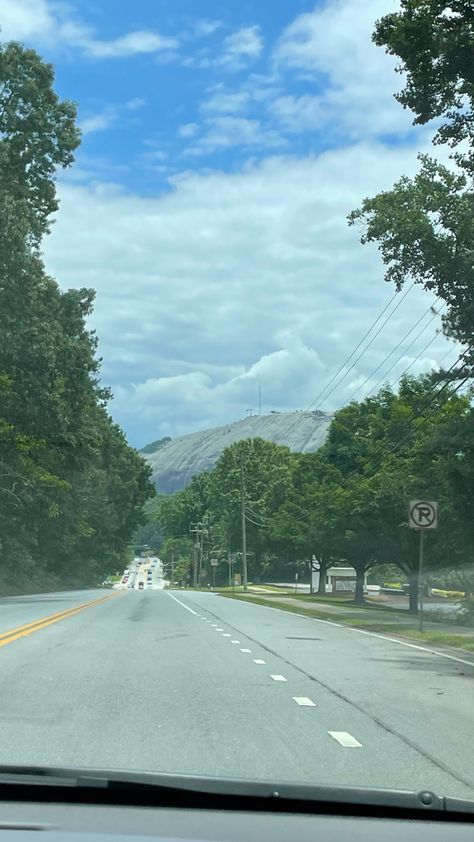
[180,591,474,790]
[0,590,112,636]
[0,588,472,799]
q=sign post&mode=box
[310,555,320,594]
[409,500,438,632]
[211,558,218,589]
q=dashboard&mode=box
[1,800,474,842]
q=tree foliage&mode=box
[0,42,155,591]
[350,1,474,376]
[373,0,474,173]
[150,376,474,608]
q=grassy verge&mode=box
[220,593,474,654]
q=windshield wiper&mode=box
[0,765,473,819]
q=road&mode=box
[0,588,473,798]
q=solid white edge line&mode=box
[238,598,474,668]
[167,593,198,615]
[293,697,316,707]
[329,731,362,748]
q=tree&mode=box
[348,156,474,369]
[0,40,155,590]
[350,1,474,376]
[269,452,343,594]
[373,0,474,173]
[0,42,80,244]
[210,438,295,581]
[322,376,472,609]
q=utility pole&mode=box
[171,551,174,589]
[189,522,201,588]
[240,452,248,591]
[199,520,204,588]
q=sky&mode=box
[1,0,459,447]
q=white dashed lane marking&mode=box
[222,633,231,637]
[231,640,240,644]
[293,697,316,707]
[240,648,251,653]
[253,659,266,665]
[211,624,218,627]
[329,731,362,747]
[216,628,223,631]
[271,675,287,682]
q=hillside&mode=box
[143,410,333,493]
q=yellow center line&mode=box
[0,592,122,649]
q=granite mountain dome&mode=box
[142,411,333,493]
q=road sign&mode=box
[210,558,218,567]
[409,500,438,530]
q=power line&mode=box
[245,504,267,522]
[284,284,415,440]
[383,338,458,392]
[345,301,442,405]
[244,514,268,528]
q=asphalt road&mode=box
[0,588,473,799]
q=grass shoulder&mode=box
[220,593,474,655]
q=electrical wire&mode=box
[345,301,443,404]
[384,339,459,392]
[283,286,413,439]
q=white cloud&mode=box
[201,90,250,114]
[44,139,451,446]
[85,30,177,59]
[178,123,199,138]
[192,19,223,38]
[79,98,146,136]
[0,0,179,59]
[185,116,286,155]
[272,0,413,139]
[219,25,263,70]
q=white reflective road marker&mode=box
[222,633,231,637]
[328,732,362,747]
[293,697,316,707]
[231,640,240,644]
[240,648,251,653]
[253,659,266,665]
[167,593,198,615]
[271,675,287,682]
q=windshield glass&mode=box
[1,0,474,803]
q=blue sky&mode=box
[2,0,458,446]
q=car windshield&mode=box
[1,0,474,804]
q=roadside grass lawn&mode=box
[220,593,474,653]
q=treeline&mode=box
[155,375,474,608]
[0,42,155,591]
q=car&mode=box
[138,581,144,589]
